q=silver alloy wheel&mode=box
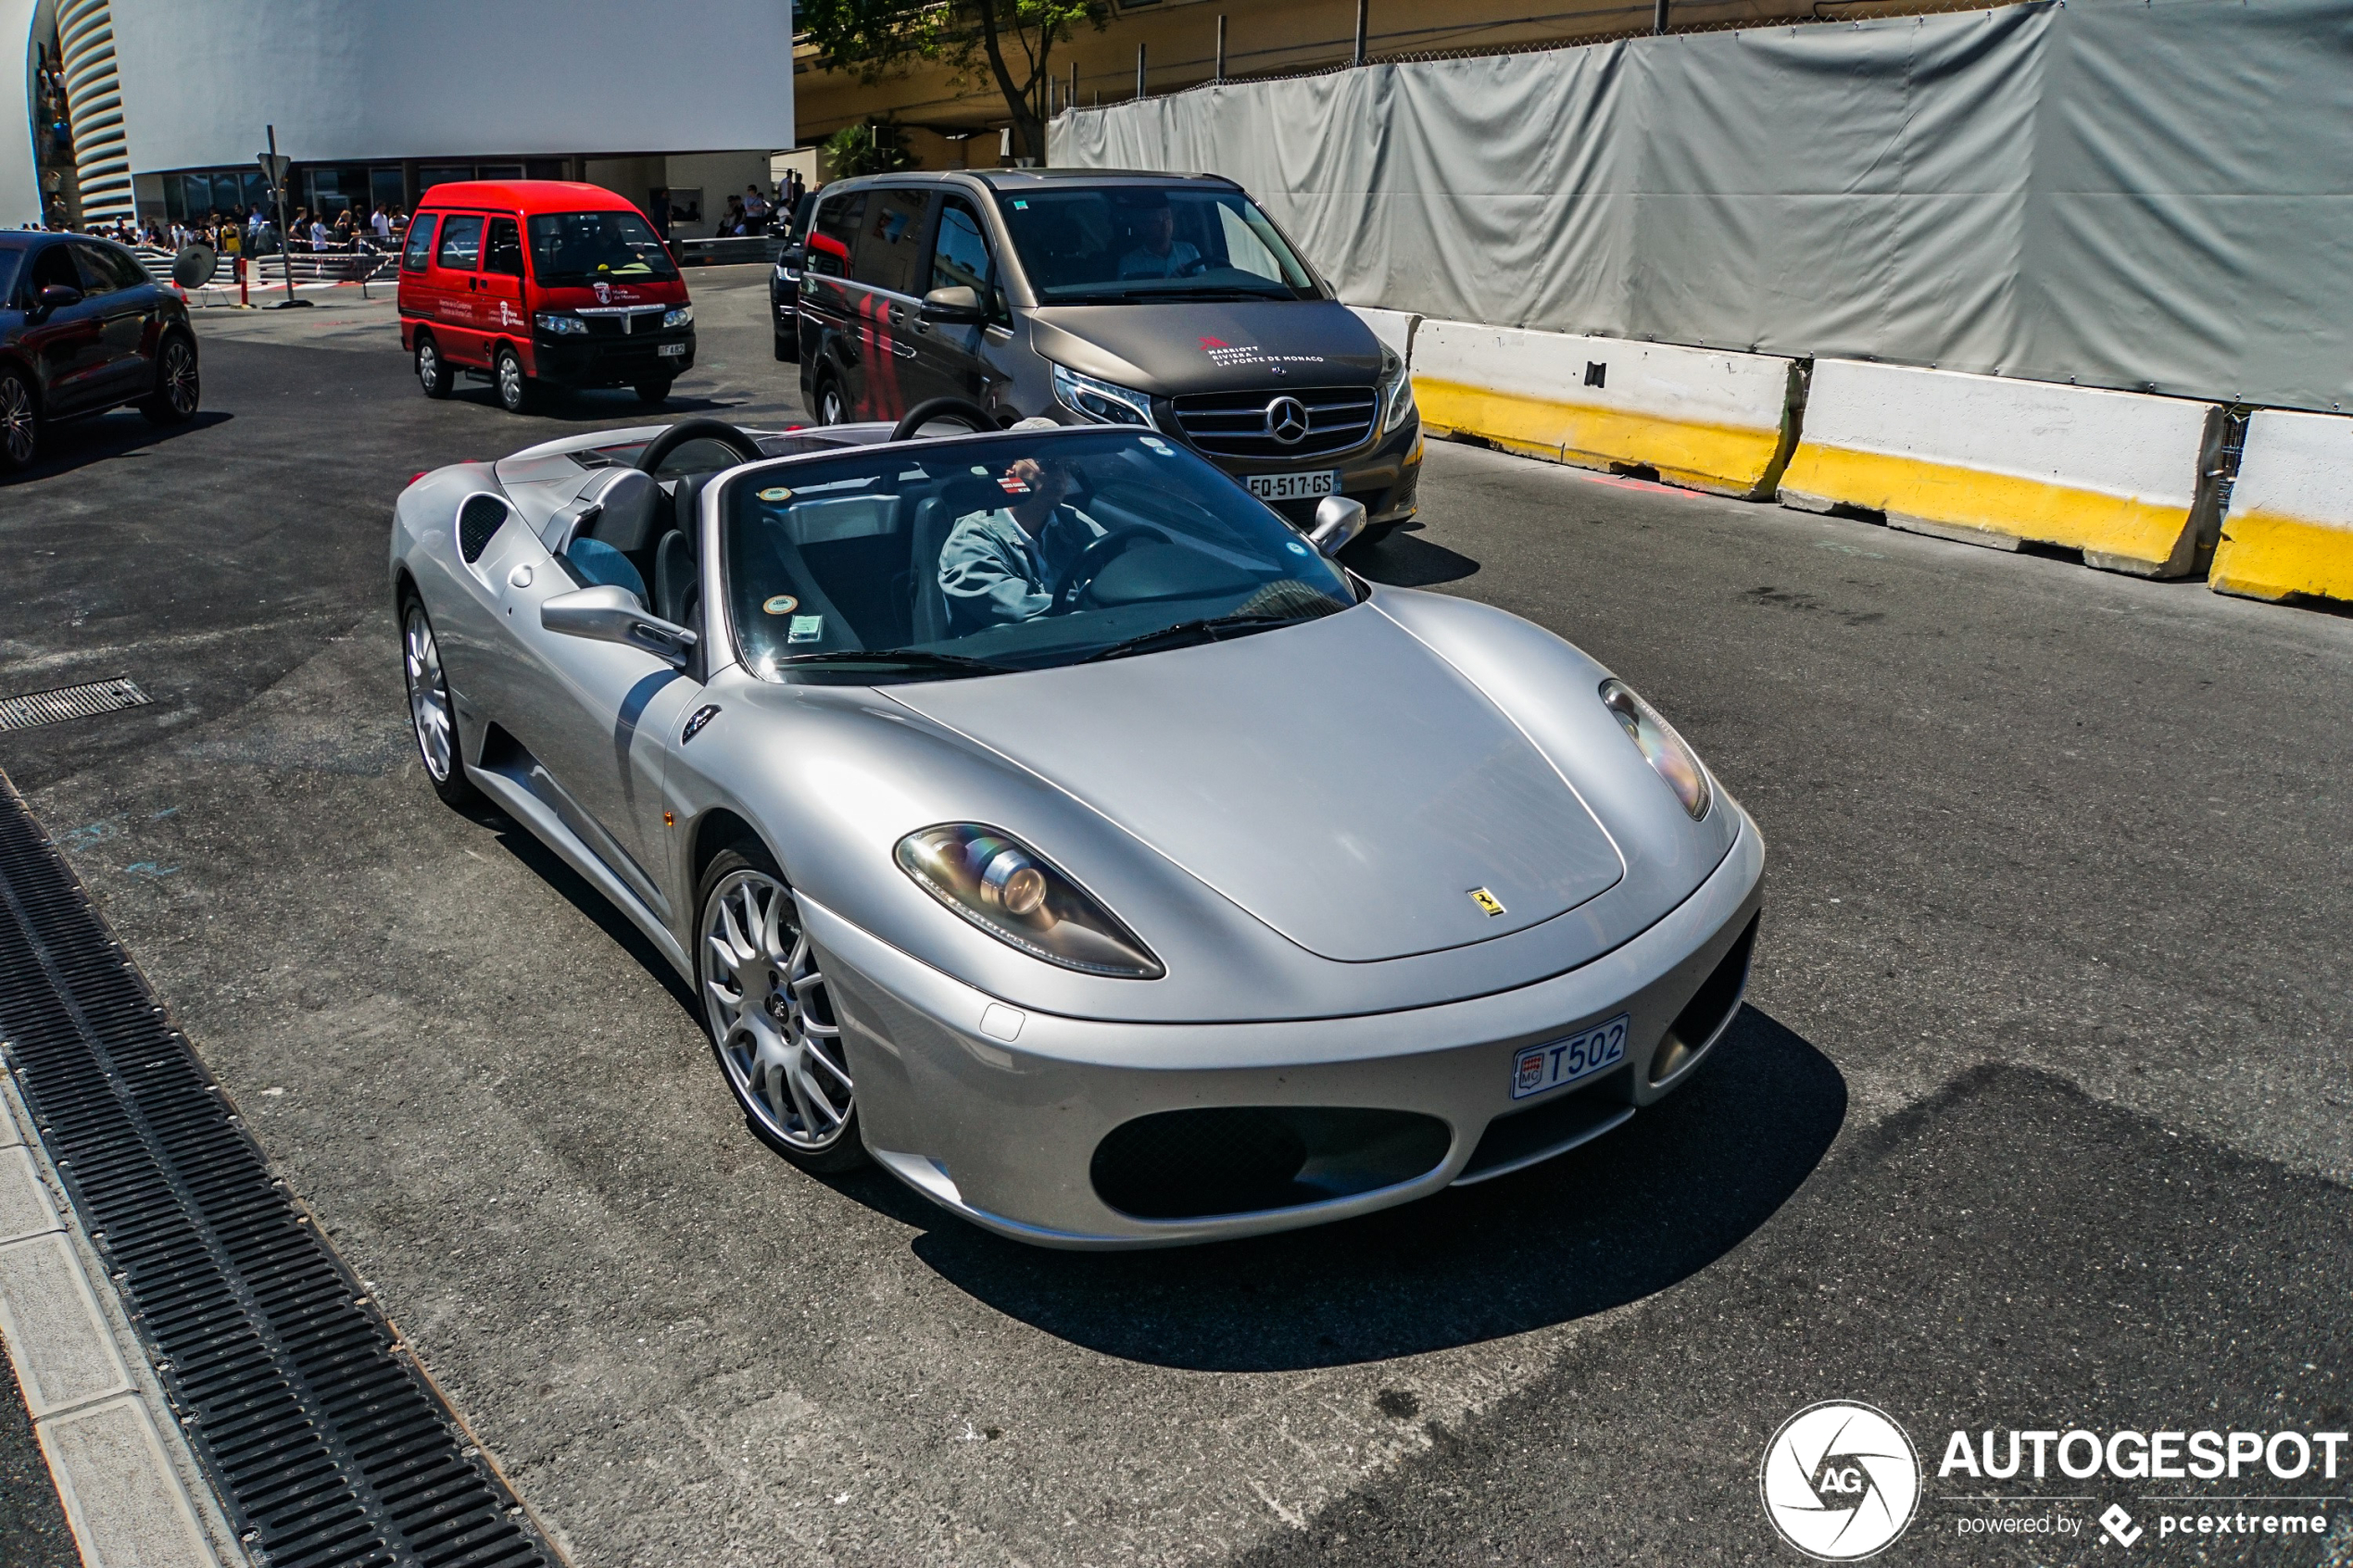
[0,375,31,465]
[161,339,197,416]
[703,870,853,1151]
[417,341,441,394]
[497,350,523,409]
[402,605,455,782]
[819,383,844,425]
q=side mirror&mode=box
[542,584,698,668]
[919,284,985,324]
[1308,495,1367,557]
[36,283,81,312]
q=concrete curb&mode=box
[2210,407,2353,607]
[0,1076,244,1567]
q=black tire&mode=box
[773,324,794,363]
[634,377,673,408]
[399,597,481,809]
[415,335,453,399]
[0,368,37,472]
[696,843,868,1174]
[494,345,532,414]
[139,333,199,425]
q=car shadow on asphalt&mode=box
[440,386,748,423]
[14,408,232,479]
[469,805,699,1015]
[876,1005,1845,1371]
[1342,521,1480,587]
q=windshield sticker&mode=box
[1141,436,1171,453]
[758,485,793,502]
[1285,540,1310,555]
[1011,199,1029,209]
[762,595,799,616]
[787,615,824,644]
[997,475,1031,495]
[970,465,991,476]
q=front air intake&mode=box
[1650,914,1757,1084]
[458,494,509,562]
[1091,1106,1451,1220]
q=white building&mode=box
[4,0,795,232]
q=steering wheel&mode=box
[635,417,763,474]
[1051,525,1168,612]
[891,397,1000,442]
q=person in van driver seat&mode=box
[937,455,1107,632]
[1116,194,1202,280]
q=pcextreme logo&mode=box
[1759,1401,1923,1561]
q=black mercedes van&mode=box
[795,169,1420,536]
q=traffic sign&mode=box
[256,152,289,186]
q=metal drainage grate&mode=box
[0,771,560,1568]
[0,677,151,733]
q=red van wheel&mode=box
[415,336,453,399]
[494,346,533,413]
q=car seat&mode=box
[654,533,696,627]
[907,475,1009,644]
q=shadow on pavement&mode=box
[441,384,748,422]
[1344,521,1481,587]
[17,408,231,478]
[473,806,699,1015]
[890,1005,1845,1371]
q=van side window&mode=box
[435,214,484,271]
[851,187,930,297]
[484,217,523,277]
[807,192,863,279]
[928,199,1003,320]
[402,215,438,272]
[68,243,120,295]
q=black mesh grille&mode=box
[457,495,507,564]
[1169,385,1379,460]
[1091,1106,1450,1220]
[0,771,558,1568]
[1667,915,1757,1056]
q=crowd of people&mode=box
[65,204,418,259]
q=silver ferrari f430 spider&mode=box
[391,409,1764,1248]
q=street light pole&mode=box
[1354,0,1368,66]
[1215,14,1227,82]
[1136,42,1146,101]
[1654,0,1669,32]
[262,124,304,309]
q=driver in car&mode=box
[938,455,1106,632]
[1117,196,1202,280]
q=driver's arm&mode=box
[938,511,1051,624]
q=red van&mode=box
[398,181,695,413]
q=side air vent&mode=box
[458,494,509,563]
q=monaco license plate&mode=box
[1511,1014,1629,1099]
[657,342,687,358]
[1246,470,1336,502]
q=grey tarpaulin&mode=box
[1051,0,2353,414]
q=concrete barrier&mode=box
[2208,408,2353,606]
[1780,360,2225,578]
[1348,306,1422,367]
[1410,322,1800,498]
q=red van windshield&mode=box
[525,210,679,287]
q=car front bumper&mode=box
[528,329,696,388]
[802,807,1764,1248]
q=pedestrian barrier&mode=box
[1409,321,1801,498]
[1348,306,1422,368]
[2208,408,2353,606]
[1780,360,2226,578]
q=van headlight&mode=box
[534,312,588,336]
[896,823,1164,979]
[1599,679,1712,821]
[663,305,694,328]
[1380,347,1417,433]
[1051,363,1156,429]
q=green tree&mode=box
[798,0,1107,166]
[823,119,914,178]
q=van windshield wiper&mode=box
[1078,611,1313,664]
[1046,285,1302,305]
[774,647,1013,676]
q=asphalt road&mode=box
[0,270,2347,1567]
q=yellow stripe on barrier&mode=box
[2209,511,2353,603]
[1779,445,2195,573]
[1414,378,1784,497]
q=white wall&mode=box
[106,0,794,170]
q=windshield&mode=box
[995,186,1319,305]
[723,430,1356,683]
[526,210,680,287]
[0,247,21,306]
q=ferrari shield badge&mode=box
[1469,887,1506,917]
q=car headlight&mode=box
[1380,347,1417,433]
[663,305,694,328]
[896,823,1164,979]
[1598,678,1712,820]
[1051,363,1155,429]
[534,311,588,336]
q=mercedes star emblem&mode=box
[1264,395,1311,445]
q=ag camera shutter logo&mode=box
[1760,1401,1921,1560]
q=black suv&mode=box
[793,170,1420,538]
[0,233,200,472]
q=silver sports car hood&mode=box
[887,606,1625,962]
